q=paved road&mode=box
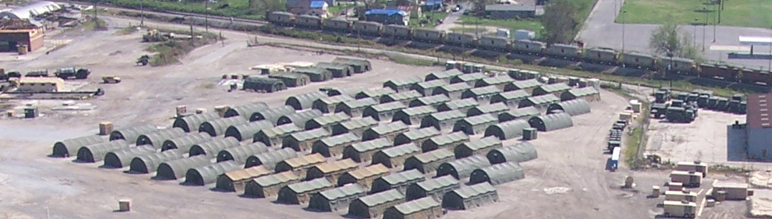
[577,0,772,69]
[434,2,472,31]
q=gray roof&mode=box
[493,90,530,101]
[340,98,378,109]
[529,112,573,131]
[483,119,531,140]
[337,117,379,130]
[524,94,560,105]
[487,142,538,164]
[470,162,525,185]
[316,95,354,106]
[368,122,408,135]
[356,189,405,207]
[247,148,298,169]
[382,90,423,102]
[199,116,248,136]
[379,143,420,158]
[411,95,450,106]
[415,175,459,191]
[398,127,441,141]
[260,124,302,138]
[389,197,440,215]
[309,113,352,127]
[287,91,327,109]
[439,99,479,111]
[453,73,485,83]
[357,88,395,98]
[290,128,331,141]
[379,169,424,185]
[449,182,496,199]
[438,155,491,179]
[250,106,296,124]
[110,124,158,144]
[318,183,367,200]
[53,135,107,157]
[398,105,437,117]
[225,120,274,140]
[565,87,599,98]
[425,69,463,81]
[216,142,270,163]
[465,86,502,97]
[279,109,323,127]
[185,160,241,185]
[254,171,301,187]
[189,137,240,158]
[411,148,453,163]
[425,132,469,146]
[136,127,185,146]
[469,103,509,115]
[319,133,359,147]
[350,138,393,152]
[413,80,447,90]
[369,102,408,112]
[537,83,572,93]
[429,110,466,121]
[435,83,471,94]
[161,132,213,151]
[547,99,591,116]
[459,114,497,126]
[477,76,513,87]
[385,76,423,87]
[173,112,220,132]
[287,178,334,193]
[225,102,269,119]
[508,79,541,90]
[498,106,540,122]
[460,136,502,151]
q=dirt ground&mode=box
[0,16,754,219]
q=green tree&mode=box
[649,21,701,61]
[540,0,581,44]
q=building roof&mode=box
[440,99,479,110]
[310,1,327,8]
[370,102,408,112]
[537,83,572,93]
[358,88,395,98]
[318,183,367,200]
[356,189,405,207]
[747,94,772,128]
[311,113,351,127]
[485,4,539,12]
[317,95,354,106]
[0,1,60,20]
[426,132,469,146]
[461,136,501,151]
[245,77,284,85]
[430,110,466,121]
[399,105,437,116]
[368,122,408,135]
[495,90,530,100]
[320,133,359,147]
[426,69,463,81]
[341,98,378,109]
[413,80,447,90]
[472,162,524,185]
[416,175,459,191]
[385,76,423,87]
[379,143,420,158]
[379,169,424,185]
[478,76,514,86]
[509,79,541,89]
[287,178,333,194]
[253,171,301,187]
[565,87,599,97]
[412,148,453,163]
[399,127,440,141]
[345,164,390,180]
[366,9,408,16]
[466,86,502,96]
[470,102,509,115]
[438,83,472,92]
[450,182,496,199]
[312,159,358,174]
[223,165,271,181]
[548,99,591,116]
[337,117,379,130]
[282,153,326,168]
[383,91,423,102]
[290,128,330,141]
[525,94,560,105]
[460,114,498,126]
[412,95,450,106]
[350,138,393,152]
[270,72,309,80]
[453,73,485,82]
[391,197,440,215]
[18,76,64,84]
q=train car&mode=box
[353,21,384,36]
[739,67,772,85]
[658,57,697,75]
[584,48,618,65]
[322,18,353,33]
[513,39,546,55]
[268,11,296,26]
[478,35,511,51]
[621,51,656,70]
[413,28,446,44]
[383,24,413,39]
[545,43,581,60]
[295,15,322,29]
[445,32,478,48]
[699,63,738,81]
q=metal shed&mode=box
[249,105,296,124]
[224,120,274,141]
[216,142,269,163]
[466,102,509,117]
[381,91,423,106]
[342,138,394,163]
[403,149,454,175]
[184,160,241,186]
[420,131,469,152]
[490,90,530,107]
[436,98,479,114]
[243,77,286,92]
[560,87,601,102]
[155,155,211,180]
[454,136,503,159]
[76,140,130,163]
[356,88,396,100]
[532,83,571,96]
[363,102,408,121]
[277,109,324,128]
[336,164,390,189]
[394,127,441,146]
[528,112,573,131]
[306,113,352,132]
[392,106,437,126]
[293,67,333,82]
[348,189,406,219]
[129,149,183,173]
[215,165,272,193]
[274,153,326,177]
[498,106,540,122]
[333,57,372,73]
[425,69,463,83]
[278,178,335,205]
[244,171,301,198]
[269,72,310,88]
[244,148,298,169]
[546,99,591,116]
[52,135,106,157]
[469,162,525,185]
[286,91,327,110]
[483,119,531,140]
[109,124,158,144]
[504,79,541,93]
[419,110,466,133]
[383,196,443,219]
[384,76,423,93]
[161,132,213,151]
[199,117,248,137]
[486,142,538,164]
[335,98,379,117]
[408,95,450,109]
[314,95,355,113]
[332,117,379,137]
[410,80,448,97]
[405,175,460,201]
[188,137,240,158]
[173,112,220,132]
[431,83,471,100]
[316,62,355,78]
[450,73,485,87]
[312,133,360,158]
[371,169,425,194]
[103,146,156,168]
[362,121,409,141]
[136,128,186,147]
[452,114,497,135]
[309,183,368,212]
[518,94,560,113]
[224,102,269,119]
[441,182,499,210]
[372,143,421,169]
[283,128,331,152]
[253,124,302,147]
[475,76,514,90]
[436,155,491,180]
[305,159,359,184]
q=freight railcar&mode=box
[445,32,478,47]
[658,57,697,75]
[353,21,383,36]
[739,68,772,84]
[268,11,296,26]
[323,18,353,32]
[384,24,412,39]
[295,15,322,29]
[413,28,446,43]
[584,48,618,65]
[621,51,656,69]
[514,40,546,55]
[479,35,511,51]
[699,63,739,80]
[545,43,581,60]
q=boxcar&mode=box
[658,57,697,75]
[296,15,322,29]
[699,63,738,80]
[545,44,581,60]
[446,32,478,47]
[514,40,546,55]
[384,24,413,39]
[621,51,656,69]
[413,29,446,43]
[353,21,383,36]
[323,18,353,32]
[584,48,618,64]
[740,68,772,84]
[478,35,511,51]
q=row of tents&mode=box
[243,57,373,93]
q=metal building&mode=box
[277,109,324,128]
[372,143,421,169]
[384,76,423,92]
[244,148,298,169]
[392,106,437,126]
[546,99,591,116]
[362,121,409,141]
[224,102,269,119]
[436,98,479,114]
[405,175,460,201]
[306,113,352,132]
[309,183,368,212]
[528,112,574,131]
[420,132,469,152]
[431,83,471,100]
[286,91,327,110]
[356,88,396,100]
[335,98,379,117]
[283,128,331,152]
[244,171,301,198]
[424,69,463,83]
[483,120,531,140]
[466,102,509,117]
[161,132,213,151]
[173,112,220,132]
[103,146,156,168]
[504,79,541,93]
[408,95,450,109]
[336,164,391,189]
[184,160,241,186]
[394,127,441,146]
[155,156,211,180]
[436,155,491,180]
[274,153,326,177]
[332,117,379,137]
[76,140,130,163]
[129,149,183,173]
[403,149,453,175]
[305,159,358,184]
[498,106,540,122]
[215,165,272,192]
[248,105,296,125]
[314,95,355,113]
[342,138,394,163]
[419,110,466,133]
[410,80,448,97]
[490,90,530,107]
[560,87,601,102]
[454,136,503,159]
[532,83,572,97]
[278,178,335,205]
[449,73,484,87]
[199,117,248,137]
[188,137,240,158]
[371,169,425,194]
[469,162,525,185]
[381,91,423,106]
[518,94,560,113]
[452,114,498,135]
[461,86,502,104]
[109,124,158,144]
[348,189,406,219]
[253,124,302,147]
[52,135,106,157]
[224,121,274,141]
[383,196,442,219]
[441,182,499,210]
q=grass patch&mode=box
[103,0,272,20]
[81,18,108,31]
[260,25,376,46]
[457,16,543,32]
[409,11,449,28]
[117,25,139,35]
[144,29,219,66]
[386,53,439,66]
[618,0,772,28]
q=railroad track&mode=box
[60,0,267,25]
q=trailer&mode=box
[669,171,702,187]
[675,161,708,178]
[610,147,620,171]
[663,200,696,218]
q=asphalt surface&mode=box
[577,0,772,69]
[434,2,472,31]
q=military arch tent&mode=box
[333,57,372,73]
[420,132,468,152]
[103,146,157,168]
[393,127,440,146]
[342,138,393,163]
[362,102,408,121]
[215,165,271,192]
[362,121,409,142]
[370,169,425,194]
[316,62,355,78]
[424,69,462,83]
[392,106,437,126]
[76,140,130,163]
[454,136,503,159]
[371,143,421,169]
[155,156,211,180]
[504,79,541,93]
[173,112,220,132]
[469,162,525,185]
[199,117,248,137]
[380,91,423,106]
[490,90,530,107]
[383,76,423,93]
[129,149,184,173]
[243,77,286,93]
[253,124,302,147]
[188,137,240,158]
[431,83,471,100]
[528,112,573,131]
[161,132,214,151]
[466,102,509,117]
[269,73,310,87]
[52,135,106,157]
[244,171,301,198]
[436,98,479,114]
[408,95,450,108]
[532,83,571,96]
[403,149,453,174]
[483,120,531,140]
[244,148,298,169]
[184,160,242,186]
[449,73,484,87]
[305,113,351,132]
[274,153,326,177]
[336,164,390,189]
[435,155,491,180]
[461,86,502,104]
[309,183,368,212]
[224,120,274,141]
[277,109,323,128]
[441,182,498,210]
[560,87,601,102]
[546,99,591,116]
[383,197,443,219]
[136,127,186,147]
[474,75,513,90]
[283,128,331,152]
[109,124,158,144]
[348,189,406,219]
[224,102,269,119]
[312,133,360,158]
[216,142,269,163]
[335,98,379,117]
[313,95,355,113]
[498,106,540,122]
[486,142,538,164]
[332,117,379,137]
[405,175,460,201]
[410,80,447,97]
[286,91,327,110]
[355,88,395,100]
[277,178,335,205]
[248,105,296,124]
[518,94,560,113]
[419,110,466,133]
[452,114,497,135]
[305,159,358,184]
[293,67,333,82]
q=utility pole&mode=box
[703,7,707,51]
[93,0,99,29]
[713,2,717,42]
[140,0,145,27]
[205,1,210,32]
[622,10,626,52]
[693,18,698,48]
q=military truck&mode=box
[663,200,696,218]
[666,107,695,123]
[653,88,671,104]
[670,171,702,187]
[54,67,90,79]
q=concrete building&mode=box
[737,94,772,161]
[16,77,64,92]
[0,27,44,52]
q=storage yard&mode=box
[0,17,761,219]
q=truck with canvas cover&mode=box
[54,67,90,80]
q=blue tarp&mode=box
[425,0,442,6]
[310,1,326,8]
[365,9,407,16]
